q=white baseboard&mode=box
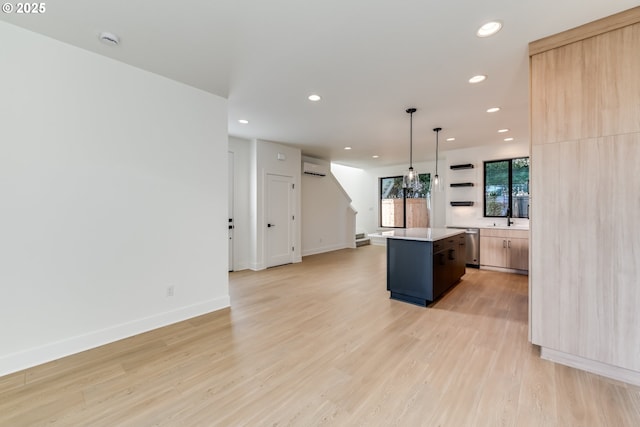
[0,296,230,377]
[540,347,640,387]
[249,262,266,271]
[370,237,387,246]
[302,243,348,257]
[231,261,249,271]
[250,259,302,270]
[480,265,528,275]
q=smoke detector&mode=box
[99,32,120,46]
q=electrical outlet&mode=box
[166,286,175,297]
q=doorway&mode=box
[228,152,234,272]
[266,174,294,268]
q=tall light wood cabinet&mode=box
[529,7,640,384]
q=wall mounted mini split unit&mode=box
[302,162,327,177]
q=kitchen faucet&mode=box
[506,208,514,227]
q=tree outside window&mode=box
[484,157,529,218]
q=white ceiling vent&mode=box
[303,162,327,177]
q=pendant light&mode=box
[402,108,420,192]
[432,127,443,192]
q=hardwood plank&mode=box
[0,246,638,425]
[515,346,558,426]
[473,373,521,427]
[0,371,25,394]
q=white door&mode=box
[266,174,294,268]
[228,152,234,272]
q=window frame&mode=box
[483,157,529,218]
[379,173,430,228]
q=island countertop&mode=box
[369,227,465,242]
[447,224,530,231]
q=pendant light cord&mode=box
[433,127,442,183]
[435,128,439,175]
[409,110,414,168]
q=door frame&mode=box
[228,151,234,272]
[265,173,295,268]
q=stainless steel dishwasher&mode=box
[465,228,480,267]
[448,227,480,267]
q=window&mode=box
[484,157,529,218]
[379,173,431,228]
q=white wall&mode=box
[229,146,353,265]
[250,140,302,270]
[333,160,446,236]
[228,137,251,271]
[333,142,531,236]
[445,142,530,228]
[0,22,229,376]
[331,163,372,235]
[302,157,356,256]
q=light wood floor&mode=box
[2,245,639,426]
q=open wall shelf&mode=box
[450,163,475,207]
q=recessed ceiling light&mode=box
[308,94,321,102]
[344,146,352,150]
[469,75,487,84]
[504,137,515,142]
[99,32,120,46]
[238,119,249,124]
[477,21,503,38]
[498,128,509,133]
[486,107,501,113]
[446,137,456,142]
[372,155,379,159]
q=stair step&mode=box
[356,238,370,247]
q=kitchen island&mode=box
[371,228,466,306]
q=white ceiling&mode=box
[2,1,637,168]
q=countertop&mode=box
[369,227,465,242]
[447,224,530,231]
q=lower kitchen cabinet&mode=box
[480,228,529,273]
[387,233,466,306]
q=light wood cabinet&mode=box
[529,6,640,378]
[530,21,640,146]
[507,237,529,271]
[480,229,528,272]
[479,235,507,268]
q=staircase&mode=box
[355,233,370,247]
